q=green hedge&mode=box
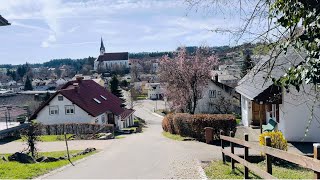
[162,113,236,141]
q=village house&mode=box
[236,50,320,142]
[30,78,135,130]
[94,38,129,72]
[195,75,240,114]
[146,83,163,100]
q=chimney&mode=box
[76,76,84,82]
[74,85,79,93]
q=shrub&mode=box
[259,131,288,151]
[162,113,236,141]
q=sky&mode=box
[0,0,255,65]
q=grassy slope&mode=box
[0,150,95,179]
[205,160,313,179]
[162,131,186,141]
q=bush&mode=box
[259,131,288,151]
[162,113,236,141]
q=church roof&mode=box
[0,15,10,26]
[96,52,129,62]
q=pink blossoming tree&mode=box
[159,47,218,114]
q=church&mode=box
[94,38,129,72]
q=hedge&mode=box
[162,113,236,141]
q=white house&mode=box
[30,79,135,130]
[94,38,129,71]
[146,83,163,100]
[236,50,320,142]
[195,79,240,114]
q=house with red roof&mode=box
[30,78,135,130]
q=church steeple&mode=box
[100,37,105,55]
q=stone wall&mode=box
[41,123,114,135]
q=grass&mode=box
[115,135,125,139]
[236,118,241,125]
[162,131,187,141]
[0,150,96,179]
[16,134,74,142]
[122,127,138,133]
[205,160,313,179]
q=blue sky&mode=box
[0,0,254,65]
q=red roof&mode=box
[31,80,128,119]
[96,52,129,62]
[120,109,135,120]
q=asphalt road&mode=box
[43,100,218,179]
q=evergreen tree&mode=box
[241,52,254,78]
[24,76,33,90]
[110,75,126,107]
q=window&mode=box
[95,118,99,123]
[209,90,216,98]
[100,95,107,100]
[49,106,59,115]
[58,96,63,101]
[93,98,101,104]
[65,105,75,115]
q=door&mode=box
[251,102,266,126]
[107,113,115,125]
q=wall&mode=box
[195,81,238,114]
[41,123,114,135]
[240,95,252,126]
[279,86,320,142]
[36,93,93,124]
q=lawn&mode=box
[0,150,96,179]
[16,134,74,142]
[205,160,313,179]
[162,131,187,141]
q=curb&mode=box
[34,150,103,179]
[196,160,208,180]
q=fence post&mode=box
[265,136,272,175]
[313,143,320,179]
[230,131,235,171]
[220,130,226,164]
[244,133,249,179]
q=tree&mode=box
[110,75,126,107]
[210,96,233,114]
[20,121,41,158]
[159,47,218,114]
[120,79,129,88]
[186,0,320,92]
[241,52,254,78]
[24,76,33,91]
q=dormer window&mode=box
[100,95,107,100]
[93,98,101,104]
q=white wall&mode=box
[195,81,236,114]
[36,93,93,124]
[240,95,252,126]
[147,84,161,99]
[279,86,320,142]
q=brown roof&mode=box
[120,109,135,120]
[30,80,127,119]
[96,52,129,62]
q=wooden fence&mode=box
[220,131,320,179]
